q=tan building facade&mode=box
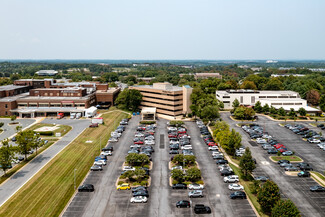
[130,82,192,117]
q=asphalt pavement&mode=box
[220,112,325,217]
[0,118,35,141]
[0,118,90,208]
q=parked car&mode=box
[228,183,244,190]
[284,166,298,171]
[172,183,187,189]
[224,175,239,183]
[123,166,135,171]
[117,183,131,190]
[193,204,211,214]
[297,171,310,177]
[278,160,290,164]
[176,200,191,208]
[310,185,325,192]
[188,190,204,198]
[216,159,228,165]
[90,165,103,171]
[230,191,246,199]
[188,183,204,190]
[282,151,293,156]
[130,196,148,203]
[78,184,94,192]
[89,123,98,128]
[208,146,219,151]
[132,186,148,193]
[169,150,179,155]
[267,149,278,154]
[100,151,112,156]
[133,190,149,198]
[254,176,269,182]
[220,169,234,176]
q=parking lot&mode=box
[221,112,325,217]
[64,117,257,217]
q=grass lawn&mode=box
[228,163,268,217]
[270,156,302,162]
[311,172,325,186]
[0,110,128,217]
[28,123,72,137]
[0,141,55,185]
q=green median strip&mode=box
[270,156,303,162]
[0,110,129,217]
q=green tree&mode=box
[184,155,196,166]
[0,139,16,175]
[186,167,201,181]
[0,122,4,128]
[271,199,300,217]
[115,89,143,112]
[171,169,185,183]
[257,180,281,214]
[232,98,240,108]
[172,154,185,165]
[10,115,17,122]
[244,107,255,119]
[240,80,257,90]
[239,147,256,178]
[218,101,224,110]
[221,129,242,156]
[31,134,43,155]
[125,153,149,166]
[278,107,286,116]
[16,130,35,160]
[289,108,296,117]
[16,125,22,132]
[200,105,220,121]
[262,103,270,113]
[254,101,262,113]
[123,170,135,182]
[263,77,284,90]
[319,95,325,112]
[190,104,199,118]
[134,168,147,182]
[270,106,277,114]
[298,107,306,116]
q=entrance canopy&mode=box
[141,107,156,121]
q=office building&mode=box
[129,82,192,117]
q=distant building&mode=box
[194,73,222,80]
[129,82,193,117]
[266,60,278,63]
[137,77,154,84]
[35,70,58,76]
[271,74,305,77]
[216,89,320,114]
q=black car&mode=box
[132,186,148,193]
[172,183,187,189]
[220,169,233,176]
[267,149,278,154]
[194,204,211,214]
[11,137,17,142]
[310,185,325,192]
[278,160,290,164]
[212,155,224,160]
[133,190,149,197]
[102,146,113,152]
[230,191,246,199]
[169,150,179,154]
[317,124,324,128]
[297,171,310,177]
[176,200,191,208]
[18,156,24,161]
[78,184,94,192]
[300,165,313,171]
[216,159,228,165]
[169,145,179,150]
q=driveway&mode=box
[0,118,35,141]
[0,118,90,208]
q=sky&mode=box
[0,0,324,60]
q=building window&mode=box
[57,93,59,96]
[5,111,7,115]
[50,93,53,96]
[240,96,243,103]
[259,96,266,98]
[44,93,48,96]
[251,96,255,104]
[223,96,230,98]
[5,104,8,108]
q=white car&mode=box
[109,137,118,142]
[170,140,179,145]
[167,127,177,131]
[181,145,193,150]
[228,183,244,190]
[111,132,121,138]
[94,160,106,166]
[130,196,148,203]
[212,151,222,156]
[123,166,135,171]
[130,144,141,148]
[172,166,183,170]
[256,138,267,144]
[208,146,219,151]
[218,165,232,171]
[317,143,325,149]
[11,159,20,164]
[188,183,204,190]
[101,151,112,156]
[310,139,321,144]
[135,133,144,138]
[223,175,239,183]
[145,136,155,140]
[145,140,155,145]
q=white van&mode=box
[70,113,76,119]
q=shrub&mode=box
[142,165,150,169]
[37,131,54,136]
[140,180,148,186]
[169,120,184,127]
[172,180,178,185]
[118,181,124,185]
[140,121,156,125]
[0,122,4,128]
[132,182,140,186]
[196,180,204,185]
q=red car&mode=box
[274,144,284,149]
[168,134,177,138]
[134,140,144,145]
[278,148,288,153]
[178,130,187,134]
[208,142,216,146]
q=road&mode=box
[0,118,35,141]
[221,112,325,217]
[0,118,90,208]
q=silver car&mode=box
[188,190,203,198]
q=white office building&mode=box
[216,89,320,114]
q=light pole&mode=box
[74,168,77,190]
[100,136,102,154]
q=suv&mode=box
[230,191,246,199]
[224,175,239,183]
[176,200,191,208]
[188,190,203,198]
[194,204,211,214]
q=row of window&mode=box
[139,90,183,97]
[142,95,183,102]
[18,104,86,107]
[142,100,183,110]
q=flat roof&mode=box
[133,84,183,91]
[96,88,120,94]
[141,107,156,114]
[0,92,29,102]
[17,95,91,101]
[0,85,28,91]
[259,98,305,101]
[33,87,85,91]
[11,107,85,113]
[272,105,320,112]
[217,89,299,95]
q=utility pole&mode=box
[74,168,77,190]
